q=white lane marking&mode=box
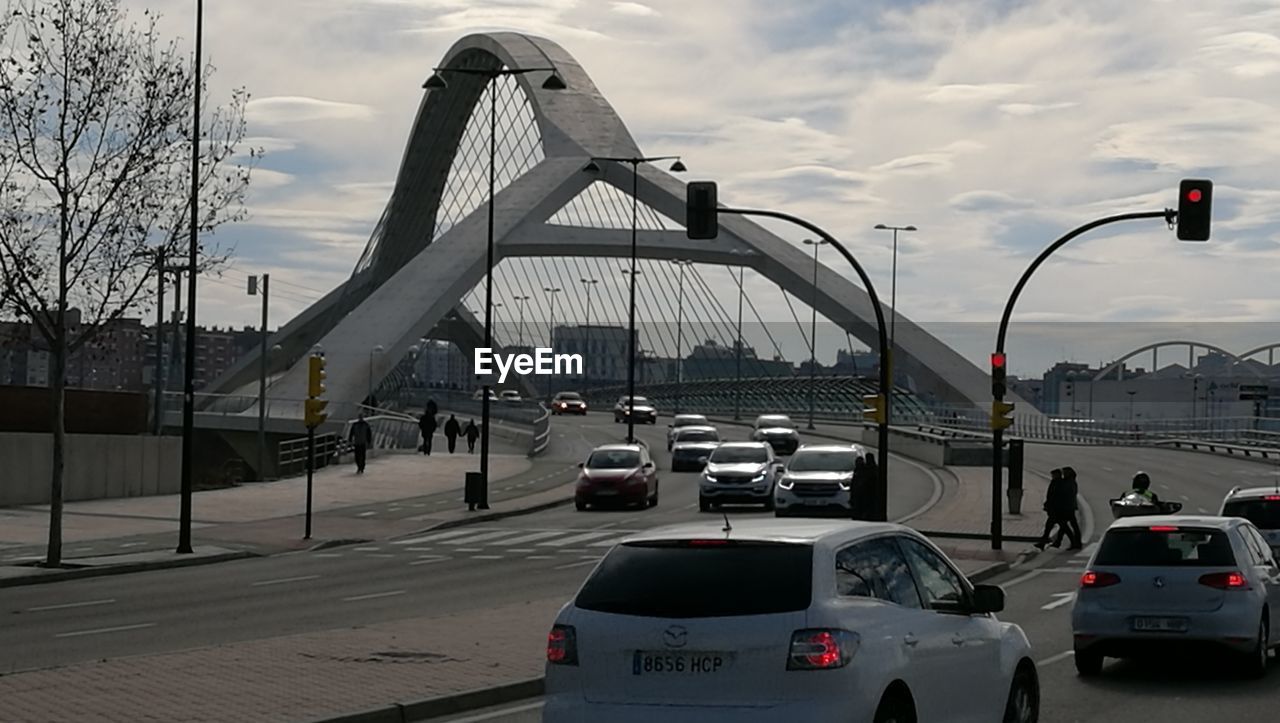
[357,511,377,517]
[352,546,381,552]
[441,530,532,545]
[1001,569,1044,588]
[1038,650,1074,667]
[443,701,545,723]
[404,547,439,552]
[394,528,497,545]
[55,622,156,638]
[539,531,620,547]
[28,598,115,612]
[314,553,342,558]
[342,590,407,602]
[119,542,147,548]
[587,535,634,547]
[1179,495,1189,501]
[409,557,449,566]
[367,554,395,558]
[471,555,504,560]
[251,575,321,587]
[493,531,566,546]
[454,547,482,553]
[508,548,535,553]
[554,558,602,570]
[71,547,93,553]
[526,555,554,560]
[1042,592,1076,611]
[1102,467,1114,472]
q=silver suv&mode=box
[774,444,867,518]
[699,442,782,511]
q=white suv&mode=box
[1072,515,1280,677]
[544,519,1038,723]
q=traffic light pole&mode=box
[304,426,315,539]
[717,206,892,522]
[991,209,1174,550]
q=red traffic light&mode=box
[1187,189,1202,202]
[991,352,1006,369]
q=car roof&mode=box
[618,518,905,546]
[676,425,718,433]
[794,443,864,453]
[554,391,580,397]
[590,443,645,453]
[674,414,708,421]
[1224,486,1280,501]
[715,441,769,448]
[756,414,792,420]
[1108,515,1239,531]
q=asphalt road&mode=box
[0,413,938,673]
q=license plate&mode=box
[632,650,729,676]
[594,489,617,496]
[1131,616,1188,632]
[803,498,832,506]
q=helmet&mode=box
[1132,471,1151,489]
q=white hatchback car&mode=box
[1220,486,1280,555]
[544,519,1038,723]
[1072,515,1280,677]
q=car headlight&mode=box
[838,476,853,490]
[777,476,794,490]
[752,471,766,482]
[703,473,717,482]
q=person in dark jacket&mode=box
[1055,466,1084,550]
[1034,468,1067,549]
[419,412,437,455]
[349,413,373,474]
[464,419,480,453]
[850,456,872,520]
[444,414,461,453]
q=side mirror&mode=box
[643,462,655,469]
[577,462,584,468]
[698,456,709,464]
[970,584,1005,614]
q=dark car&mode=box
[575,444,659,511]
[669,426,720,472]
[751,414,800,455]
[613,395,658,424]
[551,391,588,415]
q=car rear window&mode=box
[575,541,813,618]
[1223,499,1280,530]
[756,417,793,428]
[1094,528,1238,567]
[677,430,718,443]
[556,393,582,400]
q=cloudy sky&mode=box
[129,0,1278,376]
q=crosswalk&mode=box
[391,526,642,551]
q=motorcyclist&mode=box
[1127,471,1161,505]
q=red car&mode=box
[574,443,659,511]
[551,391,588,415]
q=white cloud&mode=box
[924,83,1026,103]
[246,96,377,125]
[611,2,658,17]
[998,101,1076,116]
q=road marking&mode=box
[493,531,566,546]
[442,701,545,723]
[357,511,377,517]
[1042,592,1076,610]
[1198,507,1209,513]
[1102,466,1113,472]
[1073,542,1098,559]
[1038,650,1074,667]
[409,556,449,566]
[525,555,554,560]
[508,548,535,553]
[55,622,155,638]
[342,590,406,602]
[454,547,482,552]
[539,531,619,547]
[554,558,601,570]
[1179,495,1189,501]
[441,530,531,545]
[470,555,504,560]
[28,598,115,612]
[404,547,439,552]
[353,546,381,552]
[367,554,395,558]
[251,575,321,587]
[119,542,147,548]
[587,535,634,547]
[1000,569,1043,588]
[396,527,493,546]
[314,553,342,558]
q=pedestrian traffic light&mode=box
[991,400,1015,431]
[304,398,329,428]
[862,393,886,425]
[686,181,719,240]
[1176,179,1212,241]
[991,352,1007,399]
[307,354,326,398]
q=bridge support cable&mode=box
[681,265,744,359]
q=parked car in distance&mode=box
[751,414,800,455]
[614,395,658,425]
[500,390,523,403]
[575,444,660,511]
[552,391,588,415]
[774,444,867,518]
[1072,514,1280,678]
[471,388,499,401]
[699,441,782,511]
[668,413,711,450]
[670,426,720,472]
[544,519,1038,723]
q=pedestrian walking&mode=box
[419,412,437,455]
[1035,467,1082,550]
[1057,466,1084,550]
[426,398,438,418]
[444,414,461,454]
[1035,468,1067,549]
[464,419,480,453]
[349,413,373,474]
[850,456,872,519]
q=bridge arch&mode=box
[1092,340,1260,381]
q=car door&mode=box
[897,536,1004,723]
[1242,524,1280,633]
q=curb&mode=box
[0,550,259,589]
[305,677,544,723]
[402,483,578,537]
[965,560,1011,583]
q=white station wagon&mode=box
[544,519,1038,723]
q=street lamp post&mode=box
[583,155,686,444]
[579,278,597,390]
[735,265,744,420]
[423,62,565,506]
[513,295,531,348]
[1127,390,1137,424]
[803,239,828,430]
[248,274,270,481]
[544,286,562,399]
[671,260,692,414]
[873,223,916,427]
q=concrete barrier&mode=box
[0,433,181,506]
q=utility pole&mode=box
[249,274,269,481]
[153,249,166,436]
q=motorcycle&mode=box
[1108,491,1183,519]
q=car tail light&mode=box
[687,539,729,546]
[1080,571,1121,588]
[1149,525,1179,532]
[787,629,857,670]
[1199,571,1248,590]
[547,624,578,665]
[1265,495,1280,501]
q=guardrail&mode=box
[1154,438,1280,460]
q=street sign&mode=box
[1239,384,1270,401]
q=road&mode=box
[434,444,1280,723]
[0,412,939,673]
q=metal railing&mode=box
[277,432,343,477]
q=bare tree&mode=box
[0,0,258,565]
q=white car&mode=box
[499,390,523,403]
[1072,515,1280,677]
[668,413,711,450]
[1220,486,1280,555]
[774,444,867,518]
[544,519,1039,723]
[699,442,782,512]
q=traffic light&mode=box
[686,181,719,240]
[991,399,1015,431]
[304,398,329,428]
[991,352,1007,398]
[307,354,326,398]
[862,393,886,425]
[1176,179,1212,241]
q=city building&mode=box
[552,324,632,386]
[415,339,471,389]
